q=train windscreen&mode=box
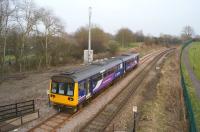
[51,81,74,96]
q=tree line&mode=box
[0,0,196,79]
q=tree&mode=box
[0,0,16,78]
[135,30,144,42]
[108,40,120,54]
[15,0,40,71]
[181,25,194,40]
[159,34,181,45]
[39,8,64,67]
[115,28,134,47]
[74,26,108,53]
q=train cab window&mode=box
[58,83,65,95]
[51,81,74,96]
[52,82,57,93]
[66,83,74,96]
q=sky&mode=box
[34,0,200,36]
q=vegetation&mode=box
[115,28,136,47]
[0,0,183,80]
[181,25,195,41]
[188,42,200,80]
[182,58,200,131]
[107,40,120,54]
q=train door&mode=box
[85,79,91,99]
[137,56,139,63]
[124,61,127,73]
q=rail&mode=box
[28,49,167,132]
[81,48,174,131]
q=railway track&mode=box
[81,48,174,132]
[28,49,168,132]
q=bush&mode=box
[108,40,120,54]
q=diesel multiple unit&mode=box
[48,53,139,111]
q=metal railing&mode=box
[0,100,39,132]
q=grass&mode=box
[119,42,141,51]
[182,60,200,131]
[188,42,200,81]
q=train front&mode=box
[48,75,78,109]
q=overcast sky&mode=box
[35,0,200,36]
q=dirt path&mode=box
[182,44,200,98]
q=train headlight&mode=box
[68,97,74,101]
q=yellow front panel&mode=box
[49,82,79,107]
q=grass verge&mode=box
[182,63,200,131]
[188,42,200,81]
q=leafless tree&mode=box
[0,0,16,78]
[181,25,194,40]
[15,0,39,71]
[39,8,64,67]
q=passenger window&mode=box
[58,83,65,94]
[92,74,102,87]
[79,82,85,91]
[120,63,123,69]
[52,82,57,93]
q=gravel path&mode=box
[182,44,200,98]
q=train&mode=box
[48,53,139,112]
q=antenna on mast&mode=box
[84,6,93,64]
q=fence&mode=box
[180,40,197,132]
[0,100,39,132]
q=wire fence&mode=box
[180,40,198,132]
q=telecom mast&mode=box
[84,6,93,64]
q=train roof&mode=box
[115,53,139,61]
[51,53,139,82]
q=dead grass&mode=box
[137,50,187,132]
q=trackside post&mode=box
[132,106,137,132]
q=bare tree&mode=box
[181,25,194,40]
[39,8,64,67]
[0,0,16,78]
[15,0,39,71]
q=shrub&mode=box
[108,40,120,54]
